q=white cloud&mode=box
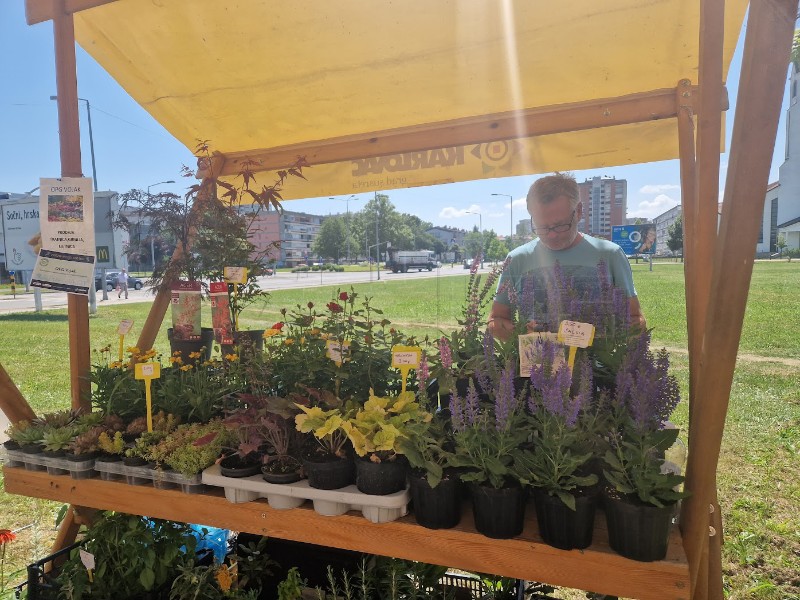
[628,194,679,219]
[439,203,482,219]
[639,184,680,194]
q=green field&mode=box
[1,261,798,598]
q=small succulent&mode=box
[70,426,105,456]
[8,421,46,446]
[33,408,82,431]
[97,431,126,455]
[42,427,78,453]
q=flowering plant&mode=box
[603,332,689,507]
[0,528,17,598]
[516,342,599,509]
[447,346,529,489]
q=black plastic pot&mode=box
[355,456,407,495]
[262,466,303,484]
[604,493,676,561]
[409,469,461,529]
[167,327,214,364]
[533,488,597,550]
[303,456,354,490]
[20,443,43,454]
[469,482,527,539]
[123,455,148,467]
[221,329,265,360]
[220,454,262,478]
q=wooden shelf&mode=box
[3,466,689,600]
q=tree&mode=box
[776,233,788,258]
[313,216,347,261]
[486,236,508,263]
[667,216,683,261]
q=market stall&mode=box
[2,1,796,599]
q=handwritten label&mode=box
[117,319,134,335]
[326,340,351,365]
[391,347,421,369]
[224,266,248,284]
[557,320,595,348]
[135,362,161,380]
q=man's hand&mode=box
[488,302,515,341]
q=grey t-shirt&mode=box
[495,234,636,328]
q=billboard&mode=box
[612,224,657,255]
[2,199,41,271]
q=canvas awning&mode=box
[37,0,748,197]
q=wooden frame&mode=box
[5,1,795,598]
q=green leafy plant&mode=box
[156,356,234,423]
[88,346,148,420]
[293,387,355,459]
[277,566,306,600]
[400,412,456,488]
[42,427,77,453]
[6,420,46,447]
[148,420,234,477]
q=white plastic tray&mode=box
[202,463,410,523]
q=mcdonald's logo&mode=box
[96,246,110,262]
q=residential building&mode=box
[577,176,627,239]
[653,205,682,256]
[248,209,324,267]
[426,225,467,249]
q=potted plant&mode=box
[294,387,356,490]
[516,345,599,550]
[156,355,234,424]
[89,345,148,420]
[342,390,432,495]
[447,345,531,539]
[602,331,690,561]
[144,419,234,479]
[5,420,46,454]
[256,397,304,484]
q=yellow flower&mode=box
[109,361,123,369]
[299,336,306,345]
[202,360,214,367]
[310,328,321,336]
[100,345,111,354]
[180,364,193,371]
[126,346,140,355]
[284,338,294,346]
[169,356,183,365]
[215,565,232,592]
[224,353,239,362]
[172,351,182,357]
[263,329,281,338]
[188,351,201,359]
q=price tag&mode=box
[223,266,248,284]
[79,549,95,582]
[392,345,421,393]
[557,320,595,348]
[117,319,134,361]
[135,362,161,432]
[326,340,351,366]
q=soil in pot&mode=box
[65,451,99,462]
[469,481,527,539]
[355,456,407,495]
[220,454,262,478]
[533,488,597,550]
[301,447,354,490]
[123,455,148,467]
[3,440,21,451]
[604,490,677,562]
[409,469,461,529]
[20,443,43,454]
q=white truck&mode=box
[386,249,438,273]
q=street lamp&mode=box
[50,96,97,191]
[329,194,359,263]
[147,180,175,270]
[464,210,482,233]
[492,193,514,247]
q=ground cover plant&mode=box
[0,261,798,598]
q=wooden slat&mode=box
[0,363,37,423]
[681,2,796,599]
[25,0,118,25]
[204,87,712,177]
[3,467,690,600]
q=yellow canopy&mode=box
[59,0,747,198]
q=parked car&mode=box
[95,271,144,292]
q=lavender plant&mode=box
[603,331,688,507]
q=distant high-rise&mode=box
[577,177,627,239]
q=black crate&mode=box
[15,542,81,600]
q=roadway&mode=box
[0,263,485,315]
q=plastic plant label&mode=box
[518,332,565,378]
[135,362,161,380]
[557,320,595,348]
[79,549,95,571]
[117,319,134,335]
[391,346,421,368]
[223,266,248,284]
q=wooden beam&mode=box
[0,363,37,423]
[203,86,720,177]
[4,467,691,600]
[681,3,796,600]
[26,0,118,25]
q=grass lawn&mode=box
[0,261,798,598]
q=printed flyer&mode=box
[210,281,234,344]
[170,280,202,341]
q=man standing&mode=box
[117,268,129,299]
[488,173,645,340]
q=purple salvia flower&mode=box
[482,329,495,366]
[499,279,519,307]
[465,380,480,427]
[474,360,492,399]
[449,393,466,432]
[438,337,453,370]
[494,361,517,430]
[417,352,429,396]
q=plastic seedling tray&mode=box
[94,460,207,493]
[202,464,410,523]
[3,449,96,479]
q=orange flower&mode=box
[0,529,15,544]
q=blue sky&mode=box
[1,3,790,236]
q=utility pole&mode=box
[375,191,380,280]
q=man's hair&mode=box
[527,173,580,210]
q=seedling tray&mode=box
[2,448,96,479]
[202,463,410,523]
[94,460,207,493]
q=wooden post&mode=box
[53,1,91,412]
[0,363,37,423]
[681,2,796,599]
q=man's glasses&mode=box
[531,210,576,235]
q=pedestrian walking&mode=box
[117,269,129,299]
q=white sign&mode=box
[39,177,95,256]
[2,199,41,270]
[118,319,135,335]
[30,249,95,294]
[557,320,596,348]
